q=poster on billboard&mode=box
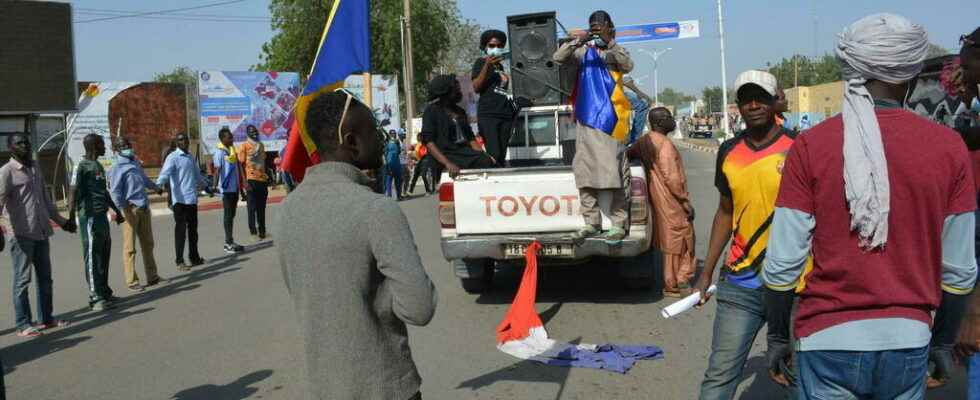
[198,71,301,153]
[67,82,189,169]
[343,75,402,133]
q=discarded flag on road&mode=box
[281,0,371,182]
[495,241,664,373]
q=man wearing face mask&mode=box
[239,125,270,241]
[109,137,164,293]
[553,10,634,243]
[472,29,513,168]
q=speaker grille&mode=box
[0,1,77,113]
[508,12,561,106]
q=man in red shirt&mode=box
[763,14,977,399]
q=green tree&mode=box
[927,43,950,58]
[255,0,456,117]
[657,88,694,109]
[766,54,841,90]
[153,65,200,140]
[701,86,723,114]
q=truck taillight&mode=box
[439,182,455,228]
[630,176,648,224]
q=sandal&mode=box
[36,320,70,330]
[16,326,42,338]
[662,289,683,298]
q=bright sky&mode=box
[71,0,977,97]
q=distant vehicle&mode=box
[437,105,656,294]
[688,124,713,138]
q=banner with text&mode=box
[615,20,700,43]
[198,71,301,153]
[343,74,402,133]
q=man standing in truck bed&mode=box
[553,10,634,243]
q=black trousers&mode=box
[222,192,239,244]
[410,156,435,194]
[478,116,513,168]
[173,203,200,263]
[246,180,269,236]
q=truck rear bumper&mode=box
[441,232,649,261]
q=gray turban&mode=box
[835,13,928,250]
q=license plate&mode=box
[504,243,574,258]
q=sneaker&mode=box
[223,244,236,254]
[570,225,600,241]
[190,258,206,267]
[36,320,70,330]
[251,234,260,242]
[258,232,270,240]
[145,277,164,287]
[16,326,42,338]
[91,300,112,311]
[176,262,191,272]
[601,227,627,244]
[128,284,145,293]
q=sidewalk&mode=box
[55,186,290,217]
[673,137,722,155]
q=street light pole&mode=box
[637,48,671,106]
[717,0,731,137]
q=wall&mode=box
[786,81,844,118]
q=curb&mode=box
[149,195,286,217]
[673,139,719,155]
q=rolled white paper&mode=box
[661,284,717,318]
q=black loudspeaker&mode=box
[0,1,77,113]
[508,12,561,106]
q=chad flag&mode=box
[572,47,632,142]
[281,0,371,182]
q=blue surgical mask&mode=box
[120,149,134,158]
[486,47,507,58]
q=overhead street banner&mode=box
[615,20,700,43]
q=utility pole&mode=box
[717,0,730,138]
[794,55,799,88]
[401,0,417,139]
[637,48,672,106]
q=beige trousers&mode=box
[122,206,160,286]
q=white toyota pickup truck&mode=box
[437,105,656,293]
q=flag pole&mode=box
[363,72,373,108]
[402,0,416,139]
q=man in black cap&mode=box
[420,75,495,178]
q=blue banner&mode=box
[615,20,700,44]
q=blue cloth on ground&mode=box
[529,344,664,373]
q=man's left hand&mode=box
[956,313,980,362]
[113,212,125,225]
[767,342,794,387]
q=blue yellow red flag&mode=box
[281,0,371,182]
[572,47,632,142]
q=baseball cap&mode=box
[733,70,778,101]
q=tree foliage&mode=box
[701,86,723,114]
[657,88,695,109]
[254,0,463,116]
[153,65,200,139]
[766,54,842,90]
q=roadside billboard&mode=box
[68,82,188,169]
[198,71,301,153]
[343,74,402,133]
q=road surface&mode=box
[0,147,966,399]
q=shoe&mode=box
[251,234,260,242]
[601,227,627,244]
[128,284,145,293]
[223,244,238,254]
[16,326,42,338]
[35,320,70,330]
[145,277,164,287]
[90,300,113,311]
[190,258,206,267]
[258,232,269,240]
[570,225,600,241]
[176,262,191,272]
[106,295,122,303]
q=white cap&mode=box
[733,70,778,100]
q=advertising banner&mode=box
[198,71,301,153]
[343,74,402,133]
[67,82,139,168]
[615,20,700,44]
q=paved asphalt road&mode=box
[0,147,967,399]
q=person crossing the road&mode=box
[69,134,125,311]
[213,127,246,254]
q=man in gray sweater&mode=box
[275,90,437,400]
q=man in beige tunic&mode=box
[554,10,634,243]
[628,108,696,297]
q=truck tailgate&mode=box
[453,167,584,235]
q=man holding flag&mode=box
[553,10,634,243]
[277,1,436,400]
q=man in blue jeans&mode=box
[0,133,76,338]
[692,69,799,400]
[764,14,977,399]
